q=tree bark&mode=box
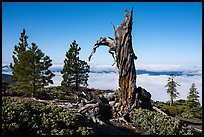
[88,8,138,115]
[114,8,138,114]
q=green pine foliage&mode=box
[10,29,31,95]
[2,96,94,135]
[27,43,55,95]
[184,83,201,118]
[165,74,180,106]
[187,83,200,104]
[61,40,90,94]
[9,29,55,96]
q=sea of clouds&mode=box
[2,63,202,104]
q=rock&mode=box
[137,86,153,110]
[109,101,116,107]
[102,92,115,101]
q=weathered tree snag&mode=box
[88,37,117,66]
[88,8,138,115]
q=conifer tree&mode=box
[10,29,31,95]
[27,43,55,95]
[61,40,90,94]
[186,83,200,113]
[165,74,180,106]
[10,29,55,96]
[187,83,200,103]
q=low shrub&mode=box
[2,81,9,95]
[34,86,66,100]
[182,107,202,119]
[129,108,192,135]
[93,89,103,95]
[2,96,94,135]
[154,101,167,106]
[181,112,194,119]
[5,88,32,97]
[174,99,186,105]
[113,89,121,102]
[163,105,184,116]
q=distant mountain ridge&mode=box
[2,64,201,76]
[2,65,12,72]
[2,74,12,84]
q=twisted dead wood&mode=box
[88,8,138,115]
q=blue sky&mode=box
[2,2,202,66]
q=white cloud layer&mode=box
[51,72,202,104]
[43,63,203,104]
[137,74,202,104]
[2,62,202,104]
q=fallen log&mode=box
[152,106,168,116]
[77,103,99,113]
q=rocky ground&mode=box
[91,119,145,135]
[8,92,202,135]
[175,116,202,135]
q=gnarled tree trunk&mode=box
[88,8,138,115]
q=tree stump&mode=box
[88,8,138,115]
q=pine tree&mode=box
[186,83,200,114]
[10,29,32,95]
[27,43,55,95]
[10,29,55,96]
[61,40,90,95]
[187,83,200,103]
[165,74,180,106]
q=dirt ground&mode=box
[91,116,202,135]
[91,117,147,135]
